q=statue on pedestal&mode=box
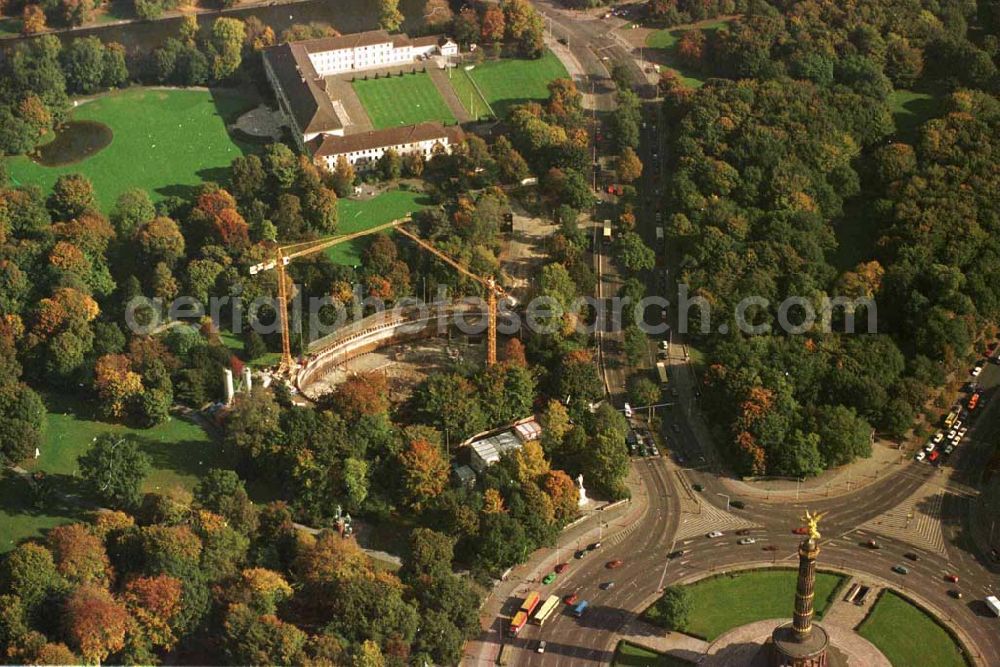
[576,473,588,506]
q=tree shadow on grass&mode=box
[0,471,91,552]
[131,430,232,491]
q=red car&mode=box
[945,574,959,583]
[564,593,579,605]
[554,563,569,574]
[793,527,809,535]
[606,559,624,569]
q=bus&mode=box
[944,406,961,428]
[603,220,612,244]
[656,361,669,385]
[508,591,541,636]
[532,595,561,626]
[572,600,589,618]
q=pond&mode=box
[33,119,113,166]
[12,0,433,53]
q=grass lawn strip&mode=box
[326,189,433,266]
[613,641,694,666]
[24,392,228,495]
[644,569,844,641]
[452,51,569,119]
[858,591,968,667]
[644,19,732,88]
[353,71,457,128]
[5,87,257,211]
[0,471,87,554]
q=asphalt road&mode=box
[503,457,681,666]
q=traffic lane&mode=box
[510,459,676,666]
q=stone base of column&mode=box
[771,622,830,667]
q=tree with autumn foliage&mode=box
[398,439,449,510]
[46,523,111,586]
[93,354,143,420]
[123,574,184,652]
[21,5,46,35]
[481,4,505,45]
[63,584,131,665]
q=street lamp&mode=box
[717,493,730,511]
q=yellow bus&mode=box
[532,595,561,626]
[656,361,669,385]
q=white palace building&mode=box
[263,29,463,171]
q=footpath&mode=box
[463,465,650,665]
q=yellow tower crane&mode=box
[248,218,409,374]
[394,226,507,366]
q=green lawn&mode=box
[451,51,569,120]
[0,471,88,554]
[353,71,457,129]
[5,87,257,211]
[613,642,693,667]
[858,592,968,667]
[218,329,282,368]
[327,189,433,266]
[888,89,940,137]
[644,19,732,89]
[644,570,844,641]
[23,392,228,495]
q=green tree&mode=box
[401,528,455,583]
[616,231,655,273]
[812,405,872,467]
[194,468,258,535]
[78,434,151,509]
[210,17,245,81]
[342,457,369,509]
[627,374,660,410]
[224,388,283,461]
[377,0,404,31]
[623,324,647,367]
[110,188,155,237]
[61,37,107,94]
[0,382,45,466]
[412,373,486,442]
[653,586,691,632]
[222,603,307,666]
[1,543,64,619]
[379,148,402,180]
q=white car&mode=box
[924,442,936,453]
[953,420,964,431]
[915,451,926,462]
[707,531,724,539]
[972,365,983,377]
[958,427,969,440]
[947,429,958,441]
[738,537,756,545]
[536,640,546,654]
[932,432,945,444]
[944,444,955,455]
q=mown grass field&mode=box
[1,392,226,552]
[353,71,457,128]
[644,19,732,88]
[613,641,694,666]
[858,591,968,667]
[327,189,433,266]
[24,392,227,494]
[5,87,257,210]
[451,50,569,119]
[644,569,844,641]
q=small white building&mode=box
[465,417,544,473]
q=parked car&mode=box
[867,539,880,549]
[606,559,623,569]
[945,574,959,583]
[730,500,746,509]
[692,483,704,492]
[574,550,587,559]
[564,593,579,605]
[972,364,983,377]
[707,531,723,539]
[915,451,926,462]
[944,445,954,455]
[948,589,963,599]
[904,552,919,561]
[929,450,940,463]
[793,527,810,535]
[600,581,615,590]
[667,550,685,559]
[932,431,945,444]
[738,537,756,545]
[537,640,547,654]
[589,542,602,551]
[542,573,556,585]
[891,565,909,575]
[555,563,569,574]
[958,426,969,440]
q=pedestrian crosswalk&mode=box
[673,496,758,541]
[860,488,946,555]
